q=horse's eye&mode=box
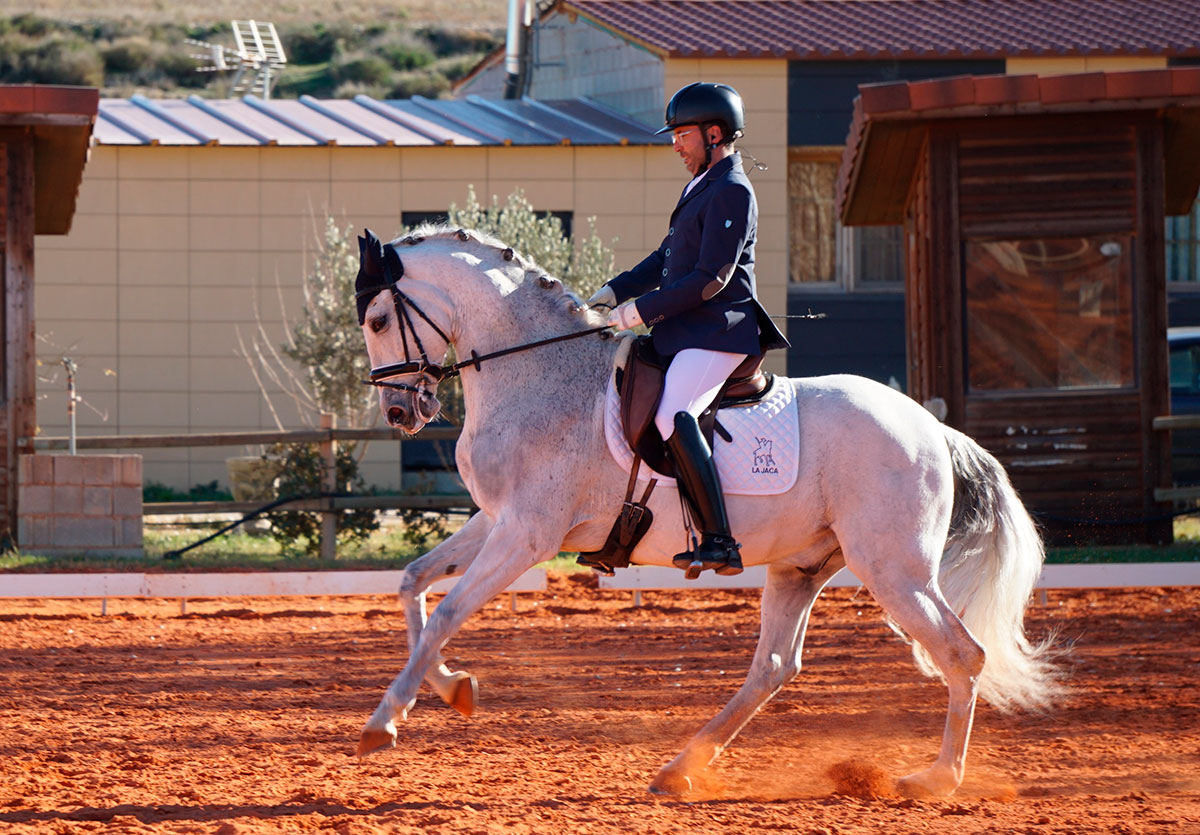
[368,314,388,333]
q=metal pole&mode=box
[62,358,78,455]
[320,413,337,560]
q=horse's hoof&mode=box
[447,672,478,718]
[897,768,958,798]
[648,771,693,797]
[356,722,397,757]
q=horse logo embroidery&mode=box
[753,436,779,475]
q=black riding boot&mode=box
[665,411,743,579]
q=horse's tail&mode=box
[921,425,1065,712]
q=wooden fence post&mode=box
[320,413,337,561]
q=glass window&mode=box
[965,235,1135,392]
[1166,198,1200,284]
[1170,340,1200,393]
[837,225,904,288]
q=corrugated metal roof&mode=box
[93,95,668,147]
[562,0,1200,60]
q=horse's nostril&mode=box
[387,405,406,424]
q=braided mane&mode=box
[390,224,604,327]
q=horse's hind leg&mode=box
[398,511,492,716]
[848,551,985,797]
[650,559,842,797]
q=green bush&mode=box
[102,37,154,74]
[376,31,435,71]
[143,480,234,503]
[331,52,393,86]
[153,49,208,88]
[265,441,380,556]
[21,35,104,86]
[418,26,498,57]
[281,22,346,65]
[388,70,450,99]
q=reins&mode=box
[363,322,612,391]
[358,237,610,393]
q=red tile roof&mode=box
[563,0,1200,59]
[835,67,1200,224]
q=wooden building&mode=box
[836,67,1200,544]
[0,85,97,543]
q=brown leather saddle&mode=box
[576,336,773,575]
[617,334,772,477]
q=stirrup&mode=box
[682,534,742,579]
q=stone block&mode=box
[32,455,54,485]
[52,516,115,548]
[113,486,142,516]
[17,516,32,547]
[120,456,143,487]
[83,456,117,486]
[83,486,113,516]
[53,484,83,515]
[118,517,144,548]
[53,455,87,485]
[18,484,53,515]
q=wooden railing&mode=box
[18,423,472,559]
[1154,414,1200,503]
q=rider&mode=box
[586,82,789,579]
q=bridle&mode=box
[358,235,610,395]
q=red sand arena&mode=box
[0,574,1196,834]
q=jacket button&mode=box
[669,227,674,235]
[665,248,671,256]
[662,269,668,277]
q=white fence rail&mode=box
[0,569,547,613]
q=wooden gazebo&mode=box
[0,85,97,543]
[836,67,1200,544]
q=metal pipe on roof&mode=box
[130,94,218,145]
[466,95,563,143]
[351,95,458,145]
[408,96,507,143]
[186,95,276,145]
[244,94,336,145]
[299,96,393,145]
[96,109,159,145]
[504,0,531,99]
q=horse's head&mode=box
[356,229,450,432]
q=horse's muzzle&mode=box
[381,388,439,433]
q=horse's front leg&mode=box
[398,511,493,717]
[358,513,559,756]
[650,560,841,796]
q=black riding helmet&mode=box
[655,82,745,143]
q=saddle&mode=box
[618,335,772,478]
[577,335,773,575]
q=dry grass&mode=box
[0,0,506,28]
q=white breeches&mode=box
[655,348,749,441]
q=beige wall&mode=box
[664,58,791,365]
[1006,56,1167,75]
[34,136,791,491]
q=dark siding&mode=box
[1168,292,1200,326]
[785,290,906,385]
[787,60,1004,146]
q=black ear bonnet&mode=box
[355,229,404,325]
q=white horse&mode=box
[353,226,1061,798]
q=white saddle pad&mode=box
[603,371,800,496]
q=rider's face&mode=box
[672,125,714,176]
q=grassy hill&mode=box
[0,10,502,98]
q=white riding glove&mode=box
[584,284,617,312]
[606,300,644,331]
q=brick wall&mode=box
[17,454,143,557]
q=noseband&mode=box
[358,236,610,395]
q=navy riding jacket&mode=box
[607,153,789,357]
